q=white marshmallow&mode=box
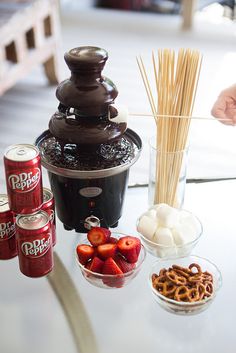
[155,247,175,258]
[108,104,128,124]
[156,203,179,228]
[179,211,201,234]
[172,223,197,244]
[172,227,186,246]
[163,247,177,258]
[137,215,157,240]
[150,203,166,210]
[153,226,174,246]
[145,209,157,220]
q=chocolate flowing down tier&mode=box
[48,108,127,145]
[49,46,123,145]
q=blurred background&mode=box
[1,0,236,190]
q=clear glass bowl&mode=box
[137,209,203,258]
[76,236,146,289]
[149,255,222,315]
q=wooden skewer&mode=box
[129,112,234,123]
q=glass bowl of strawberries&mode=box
[76,227,146,289]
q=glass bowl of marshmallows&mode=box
[137,203,202,258]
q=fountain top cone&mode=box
[36,46,141,232]
[49,46,126,145]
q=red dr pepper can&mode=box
[0,194,17,260]
[4,144,43,214]
[42,188,56,246]
[16,210,53,278]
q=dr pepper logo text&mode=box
[8,168,40,192]
[21,235,51,258]
[0,221,16,241]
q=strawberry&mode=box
[97,243,117,260]
[85,260,92,270]
[115,255,136,273]
[102,257,124,288]
[76,244,95,265]
[83,260,93,278]
[117,236,141,263]
[89,256,104,274]
[102,257,123,275]
[109,237,118,244]
[87,227,111,246]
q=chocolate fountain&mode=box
[36,46,141,232]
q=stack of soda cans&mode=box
[0,144,56,278]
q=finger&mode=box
[211,96,226,118]
[211,108,233,125]
[223,107,236,126]
[211,97,234,125]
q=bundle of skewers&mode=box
[137,49,202,207]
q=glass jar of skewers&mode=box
[148,136,189,208]
[137,49,202,209]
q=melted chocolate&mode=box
[40,134,137,170]
[49,46,126,145]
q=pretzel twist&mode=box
[172,267,191,279]
[189,263,202,275]
[166,270,187,285]
[174,286,200,302]
[196,283,206,300]
[204,281,214,297]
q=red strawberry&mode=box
[85,260,92,270]
[76,244,95,265]
[115,255,136,273]
[102,257,123,275]
[102,257,124,288]
[117,236,141,263]
[89,256,104,274]
[87,227,111,246]
[83,260,93,278]
[97,243,117,260]
[109,237,118,244]
[135,239,141,255]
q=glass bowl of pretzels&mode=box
[149,255,222,315]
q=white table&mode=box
[1,180,235,353]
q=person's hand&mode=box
[211,84,236,125]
